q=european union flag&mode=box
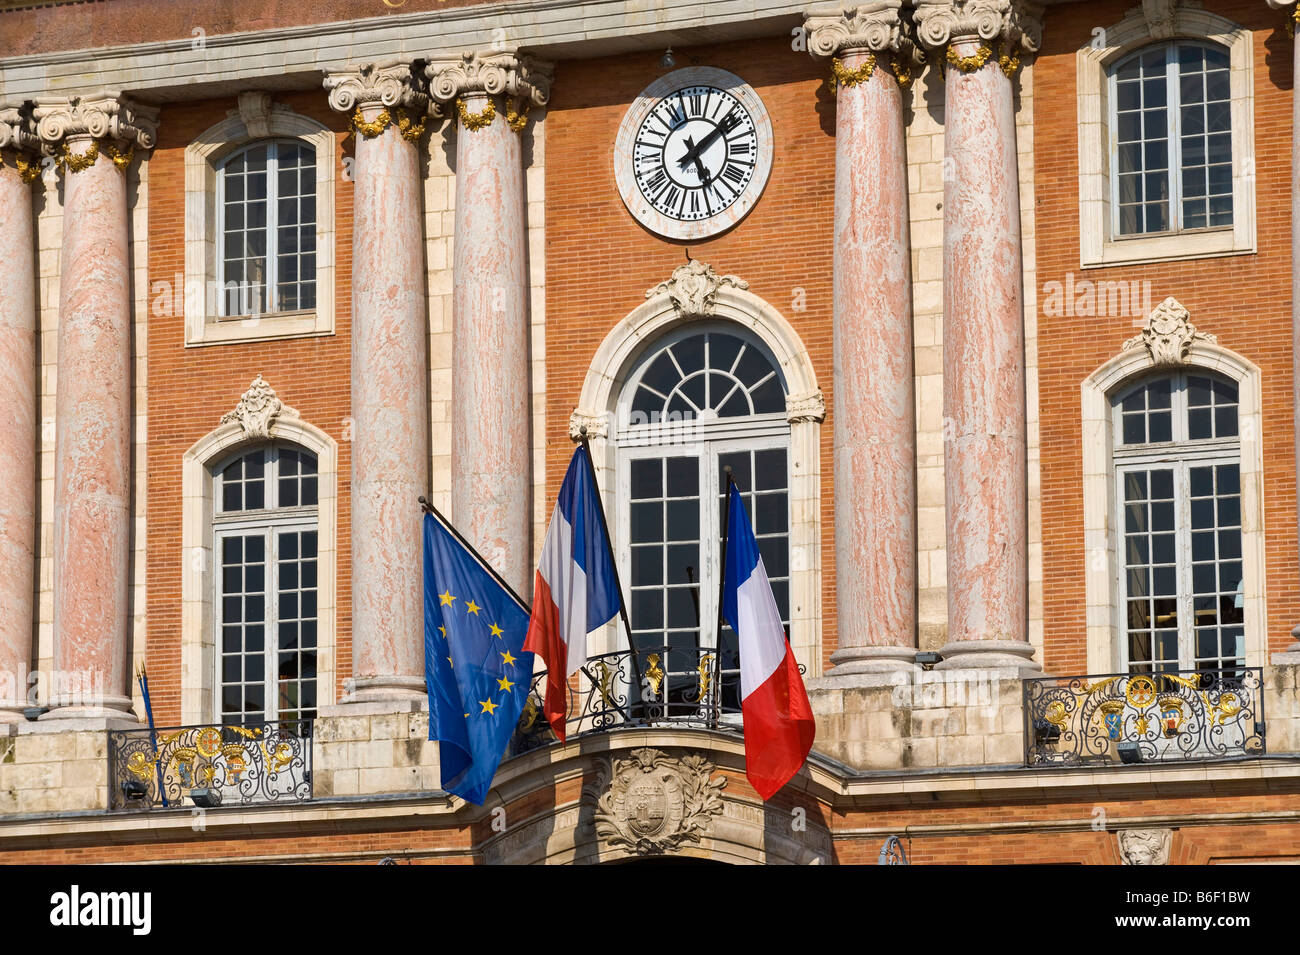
[423,512,533,805]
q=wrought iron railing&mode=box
[1023,668,1265,766]
[510,644,749,755]
[108,720,313,810]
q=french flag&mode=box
[524,445,622,743]
[722,481,815,800]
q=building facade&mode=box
[1,0,1299,864]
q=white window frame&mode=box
[184,102,335,346]
[215,139,318,319]
[1110,374,1243,671]
[213,445,320,725]
[1077,8,1254,268]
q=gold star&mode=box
[500,649,517,667]
[439,590,456,607]
[465,599,481,615]
[479,698,498,715]
[447,656,454,668]
[438,625,447,639]
[488,622,504,639]
[497,675,516,693]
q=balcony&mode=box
[511,644,746,754]
[1023,668,1265,766]
[108,720,313,810]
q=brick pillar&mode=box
[915,0,1042,672]
[807,4,920,675]
[325,64,433,702]
[0,109,40,723]
[34,96,157,721]
[428,52,552,596]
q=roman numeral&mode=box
[688,91,704,117]
[664,99,686,129]
[721,163,746,185]
[728,140,753,156]
[642,168,668,193]
[663,185,681,212]
[720,110,742,133]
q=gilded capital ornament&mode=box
[806,2,923,86]
[0,105,42,183]
[913,0,1043,57]
[425,51,553,133]
[324,61,431,115]
[33,94,158,174]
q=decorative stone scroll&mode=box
[0,106,41,183]
[913,0,1043,75]
[646,259,749,318]
[1122,296,1217,367]
[34,94,158,173]
[1139,0,1179,38]
[805,1,923,85]
[220,374,298,440]
[425,51,553,133]
[589,748,726,856]
[785,390,827,424]
[568,409,609,441]
[324,61,431,141]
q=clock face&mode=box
[615,68,773,241]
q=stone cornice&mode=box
[33,93,158,150]
[425,51,553,109]
[805,1,917,58]
[323,60,430,115]
[913,0,1044,53]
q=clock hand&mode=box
[676,111,737,171]
[680,135,711,185]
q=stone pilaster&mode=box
[0,107,41,723]
[806,3,921,676]
[1267,0,1300,660]
[426,52,552,595]
[914,0,1042,672]
[325,63,433,702]
[34,95,157,721]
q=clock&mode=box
[614,67,773,241]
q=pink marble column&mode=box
[0,112,39,722]
[34,97,157,720]
[915,4,1041,671]
[808,8,919,675]
[325,64,431,701]
[1270,0,1300,656]
[429,53,552,596]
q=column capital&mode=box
[34,93,158,150]
[913,0,1042,55]
[0,105,42,183]
[426,50,553,112]
[323,60,431,115]
[805,2,916,57]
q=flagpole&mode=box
[712,467,734,729]
[136,664,168,808]
[417,496,530,613]
[577,427,646,721]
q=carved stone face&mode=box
[1118,828,1171,865]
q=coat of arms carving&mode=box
[591,748,726,856]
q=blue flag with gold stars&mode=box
[424,512,533,805]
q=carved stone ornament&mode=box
[236,91,274,138]
[647,260,749,318]
[1122,296,1217,367]
[912,0,1044,53]
[589,748,726,856]
[785,390,827,424]
[1118,828,1172,865]
[324,61,431,115]
[425,51,554,110]
[34,94,159,150]
[805,1,917,58]
[220,375,298,439]
[0,105,39,154]
[568,409,609,441]
[1139,0,1179,37]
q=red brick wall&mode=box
[543,39,842,669]
[1034,0,1298,674]
[144,93,354,725]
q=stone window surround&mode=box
[572,283,824,676]
[184,102,335,346]
[181,413,338,724]
[1076,8,1255,268]
[1082,336,1265,674]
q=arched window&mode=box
[213,444,319,726]
[1109,41,1232,238]
[1112,371,1242,672]
[616,325,790,709]
[217,140,317,317]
